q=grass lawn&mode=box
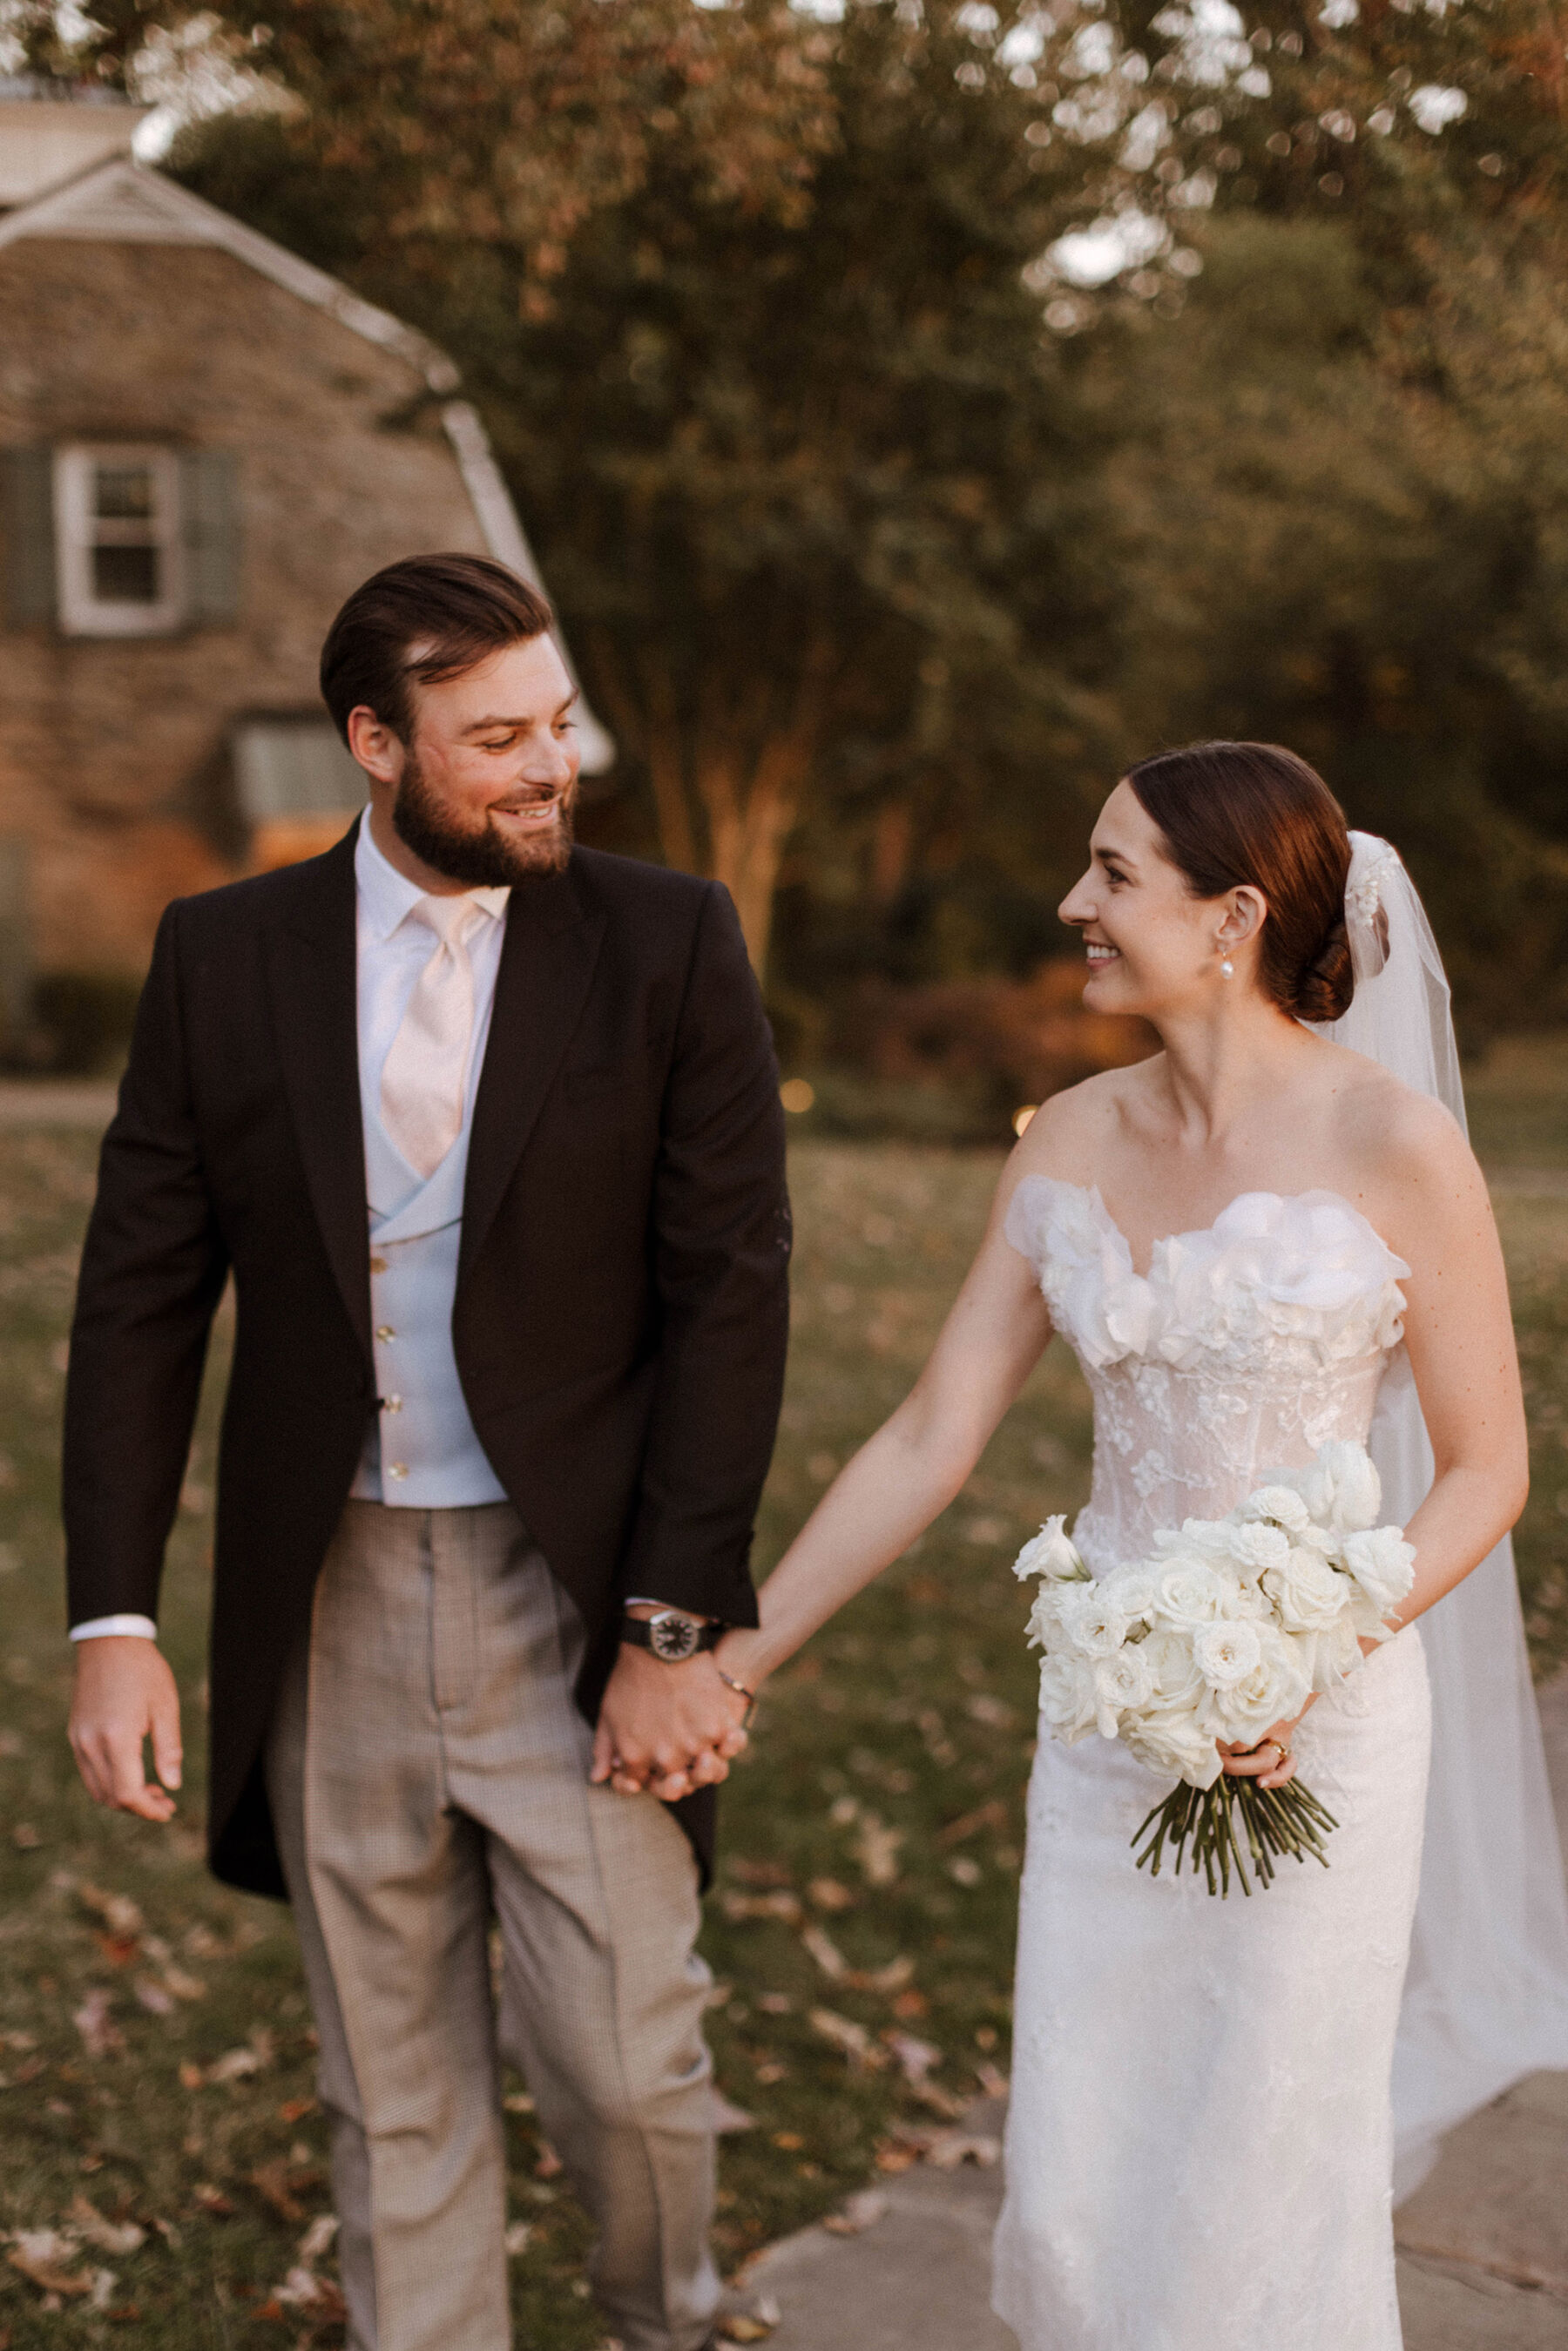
[1,1082,1565,2344]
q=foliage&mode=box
[11,0,1568,1010]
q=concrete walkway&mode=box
[738,1675,1568,2350]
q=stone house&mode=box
[0,94,609,1044]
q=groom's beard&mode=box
[390,747,578,886]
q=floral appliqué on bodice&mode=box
[1005,1179,1409,1577]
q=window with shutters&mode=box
[53,444,186,636]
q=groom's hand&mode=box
[69,1638,184,1823]
[591,1649,750,1802]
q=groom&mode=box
[62,554,791,2351]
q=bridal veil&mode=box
[1315,832,1568,2196]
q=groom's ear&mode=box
[347,706,405,787]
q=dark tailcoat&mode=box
[63,824,791,1895]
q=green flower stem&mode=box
[1133,1771,1341,1895]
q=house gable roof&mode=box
[0,155,613,771]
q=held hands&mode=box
[69,1637,183,1822]
[591,1646,752,1803]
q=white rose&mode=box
[1037,1652,1098,1744]
[1240,1484,1313,1537]
[1320,1441,1382,1535]
[1024,1583,1070,1653]
[1227,1521,1292,1579]
[1302,1613,1363,1692]
[1091,1645,1157,1736]
[1139,1628,1207,1711]
[1013,1515,1089,1584]
[1260,1545,1352,1635]
[1152,1559,1242,1634]
[1341,1524,1416,1615]
[1055,1583,1132,1660]
[1123,1707,1227,1790]
[1152,1517,1234,1563]
[1206,1625,1310,1740]
[1095,1562,1159,1627]
[1193,1618,1264,1690]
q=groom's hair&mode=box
[320,554,555,746]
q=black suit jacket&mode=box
[63,823,791,1896]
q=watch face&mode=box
[649,1613,700,1662]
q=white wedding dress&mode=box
[993,1178,1432,2351]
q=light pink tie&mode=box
[379,896,484,1178]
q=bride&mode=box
[706,741,1568,2348]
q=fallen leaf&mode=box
[298,2215,338,2264]
[719,1890,802,1926]
[771,2131,804,2151]
[86,2269,119,2312]
[852,1955,914,1996]
[193,2184,236,2217]
[882,2030,940,2084]
[756,1992,793,2016]
[936,1798,1008,1848]
[12,1823,41,1849]
[274,2267,346,2317]
[717,2321,774,2344]
[179,2061,205,2091]
[502,2091,534,2114]
[822,2190,888,2237]
[923,2129,1001,2170]
[975,2059,1010,2099]
[801,1925,847,1981]
[69,2195,145,2254]
[206,2047,262,2084]
[852,1814,904,1888]
[874,2143,918,2173]
[133,1979,175,2017]
[95,1934,140,1968]
[891,1988,929,2020]
[160,1967,206,2003]
[965,1692,1015,1728]
[807,1877,853,1912]
[107,2307,141,2324]
[504,2221,531,2258]
[8,2246,91,2299]
[754,2062,787,2085]
[78,1884,145,1937]
[248,2163,307,2223]
[535,2141,564,2179]
[808,2009,885,2070]
[73,1990,125,2059]
[277,2096,316,2123]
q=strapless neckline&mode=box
[1037,1178,1399,1283]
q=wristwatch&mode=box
[621,1608,725,1664]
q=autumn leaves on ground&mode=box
[3,1054,1567,2346]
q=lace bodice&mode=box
[1005,1179,1409,1575]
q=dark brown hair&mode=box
[1125,740,1355,1023]
[319,553,554,745]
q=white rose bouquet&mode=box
[1014,1440,1416,1896]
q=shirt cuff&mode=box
[69,1615,159,1642]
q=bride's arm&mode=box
[1382,1098,1531,1627]
[714,1178,1055,1699]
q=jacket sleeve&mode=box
[616,882,791,1625]
[63,902,230,1630]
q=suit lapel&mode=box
[266,822,372,1364]
[459,858,605,1287]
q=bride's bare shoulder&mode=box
[1318,1039,1479,1209]
[1011,1056,1165,1184]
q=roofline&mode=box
[0,154,614,773]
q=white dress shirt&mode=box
[72,814,511,1640]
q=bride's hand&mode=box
[1219,1698,1316,1792]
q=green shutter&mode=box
[1,449,57,626]
[182,449,241,625]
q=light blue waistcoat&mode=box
[350,1092,508,1509]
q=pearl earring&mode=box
[1219,942,1234,977]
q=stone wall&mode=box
[0,236,490,976]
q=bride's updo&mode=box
[1125,741,1355,1022]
